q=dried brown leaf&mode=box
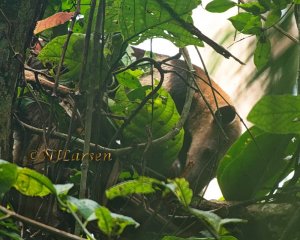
[34,12,75,35]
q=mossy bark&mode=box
[0,0,46,161]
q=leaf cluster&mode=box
[206,0,297,69]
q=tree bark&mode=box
[0,0,46,161]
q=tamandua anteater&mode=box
[134,48,241,194]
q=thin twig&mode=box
[0,205,87,240]
[52,1,81,96]
[66,202,96,240]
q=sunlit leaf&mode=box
[166,178,193,207]
[119,0,203,47]
[111,85,184,173]
[14,168,55,197]
[106,176,163,199]
[205,0,236,13]
[0,160,17,194]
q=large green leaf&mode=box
[38,33,85,83]
[0,160,17,195]
[217,127,294,200]
[247,95,300,134]
[118,0,203,47]
[14,168,56,197]
[111,84,184,173]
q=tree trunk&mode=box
[0,0,46,161]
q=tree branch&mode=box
[0,205,87,240]
[155,0,245,65]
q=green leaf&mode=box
[18,95,35,112]
[106,176,163,199]
[258,0,272,9]
[205,0,236,13]
[264,9,281,28]
[127,85,151,101]
[189,208,246,234]
[166,178,193,207]
[273,0,293,9]
[67,196,100,220]
[0,229,22,240]
[162,237,238,240]
[247,95,300,134]
[0,160,17,194]
[14,168,55,197]
[229,12,262,35]
[0,224,20,239]
[54,183,73,196]
[96,207,114,236]
[119,0,203,47]
[38,33,85,83]
[219,236,239,240]
[111,85,184,174]
[217,127,294,200]
[116,69,143,89]
[238,1,267,14]
[294,0,300,3]
[95,206,139,236]
[60,0,91,13]
[162,237,211,240]
[254,36,271,69]
[106,0,122,33]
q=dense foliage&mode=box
[1,0,300,239]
